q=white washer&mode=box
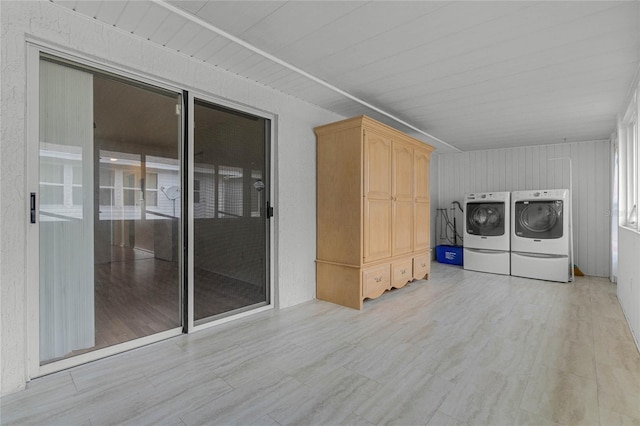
[511,189,571,282]
[463,192,510,275]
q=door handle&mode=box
[30,193,36,224]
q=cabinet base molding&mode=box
[316,251,431,310]
[317,262,363,310]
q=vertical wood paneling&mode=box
[496,149,506,191]
[505,148,512,191]
[436,140,611,277]
[596,141,611,275]
[518,147,527,189]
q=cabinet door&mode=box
[392,142,413,201]
[364,130,392,262]
[414,149,430,203]
[393,200,414,255]
[364,130,391,199]
[414,201,430,251]
[392,142,414,255]
[364,198,392,262]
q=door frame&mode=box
[186,91,276,334]
[25,41,277,380]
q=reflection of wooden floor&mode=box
[194,269,266,320]
[94,250,181,350]
[58,247,265,362]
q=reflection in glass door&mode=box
[193,99,270,322]
[38,57,182,364]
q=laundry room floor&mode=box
[2,262,639,425]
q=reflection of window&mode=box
[145,173,158,207]
[99,168,114,206]
[620,88,639,230]
[193,179,201,204]
[193,168,215,219]
[147,156,180,219]
[40,162,65,205]
[252,170,263,218]
[41,186,64,205]
[123,171,139,206]
[42,163,64,183]
[39,143,84,220]
[72,187,83,206]
[218,166,243,218]
[72,165,83,205]
[40,165,64,205]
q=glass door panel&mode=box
[193,99,270,322]
[39,57,182,364]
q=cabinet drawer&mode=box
[362,265,390,300]
[413,254,430,280]
[392,259,413,289]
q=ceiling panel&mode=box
[273,2,450,80]
[72,1,102,19]
[237,1,364,54]
[167,1,207,15]
[337,3,631,91]
[131,3,172,40]
[177,27,215,57]
[193,1,286,35]
[148,10,187,46]
[164,21,202,51]
[197,37,233,64]
[383,49,635,110]
[115,2,152,33]
[52,0,640,153]
[94,1,127,26]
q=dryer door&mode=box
[466,202,505,237]
[514,200,563,239]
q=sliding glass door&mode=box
[38,57,183,364]
[33,52,273,371]
[192,99,271,322]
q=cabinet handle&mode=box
[374,276,382,283]
[401,269,407,274]
[421,263,426,267]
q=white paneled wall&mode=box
[436,140,611,277]
[618,227,640,349]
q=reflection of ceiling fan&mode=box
[161,186,180,216]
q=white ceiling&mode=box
[53,1,640,153]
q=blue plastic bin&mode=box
[436,245,463,265]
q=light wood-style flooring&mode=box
[2,262,640,425]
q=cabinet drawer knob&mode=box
[421,263,426,267]
[374,276,383,282]
[401,269,407,274]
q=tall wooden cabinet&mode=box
[315,116,434,309]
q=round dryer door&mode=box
[466,202,505,236]
[515,200,563,239]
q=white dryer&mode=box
[511,189,571,282]
[463,192,510,275]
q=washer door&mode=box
[466,202,505,236]
[515,200,563,239]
